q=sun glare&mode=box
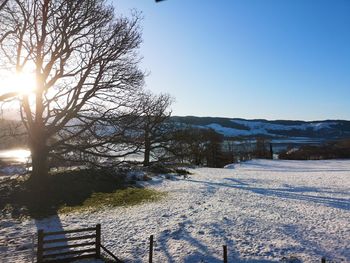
[0,149,31,163]
[0,71,37,96]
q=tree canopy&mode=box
[0,0,145,180]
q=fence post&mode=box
[149,235,154,263]
[223,245,228,263]
[321,257,326,263]
[96,224,101,258]
[37,230,44,263]
[32,234,35,263]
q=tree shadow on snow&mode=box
[156,219,278,263]
[186,178,350,210]
[34,215,71,260]
[279,223,349,261]
[237,160,350,173]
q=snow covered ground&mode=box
[1,159,349,262]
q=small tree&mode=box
[137,91,173,166]
[168,127,225,167]
[254,137,271,158]
[203,129,224,167]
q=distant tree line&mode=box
[279,139,350,160]
[144,124,275,168]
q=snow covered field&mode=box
[1,159,349,262]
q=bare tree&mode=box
[137,91,173,166]
[0,0,8,11]
[0,0,144,182]
[167,127,226,167]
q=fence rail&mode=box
[27,227,334,262]
[147,234,332,263]
[37,224,121,263]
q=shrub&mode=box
[147,163,173,174]
[174,168,191,175]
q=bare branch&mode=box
[0,0,145,178]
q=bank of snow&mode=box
[1,159,349,262]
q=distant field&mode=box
[1,159,349,262]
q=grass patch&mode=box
[0,168,165,219]
[59,187,166,214]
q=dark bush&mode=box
[147,163,173,174]
[174,168,192,175]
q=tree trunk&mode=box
[144,131,151,167]
[29,135,49,183]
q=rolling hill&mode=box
[171,116,350,140]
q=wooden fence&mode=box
[36,227,332,263]
[148,235,228,263]
[147,235,331,263]
[37,224,122,262]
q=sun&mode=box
[0,71,37,97]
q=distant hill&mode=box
[2,115,350,149]
[171,116,350,140]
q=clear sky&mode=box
[115,0,350,121]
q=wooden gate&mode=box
[37,224,122,262]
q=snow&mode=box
[0,166,27,176]
[201,120,337,137]
[205,123,272,137]
[0,149,31,163]
[231,120,337,132]
[1,159,349,262]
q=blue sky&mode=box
[115,0,350,121]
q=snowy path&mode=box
[1,159,349,262]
